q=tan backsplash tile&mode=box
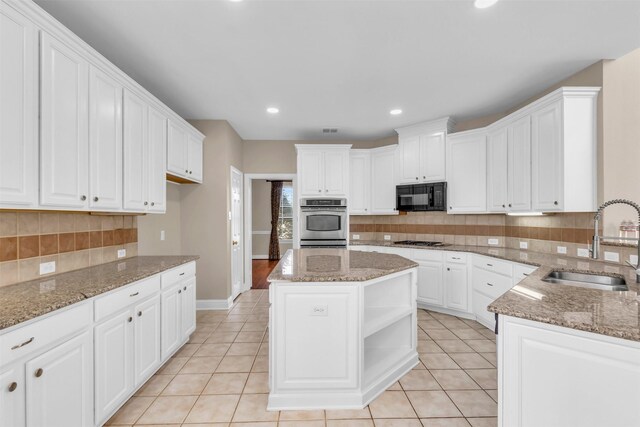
[0,212,17,237]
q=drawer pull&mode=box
[34,368,43,378]
[138,311,142,317]
[452,257,461,260]
[487,282,494,287]
[183,286,187,291]
[130,292,139,297]
[179,272,185,276]
[486,263,493,267]
[128,316,133,323]
[8,382,17,392]
[178,290,182,294]
[11,337,34,350]
[523,273,529,276]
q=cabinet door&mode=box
[134,296,161,386]
[40,32,89,208]
[486,126,508,212]
[25,331,93,427]
[181,278,197,339]
[187,134,203,182]
[94,311,133,424]
[147,107,167,213]
[420,133,446,182]
[0,364,25,427]
[349,152,370,214]
[0,4,37,208]
[297,150,324,196]
[417,261,444,307]
[445,264,468,312]
[323,150,349,196]
[161,286,182,360]
[167,120,188,177]
[123,90,149,211]
[88,66,122,210]
[370,147,397,215]
[446,132,487,213]
[398,135,421,183]
[508,116,532,212]
[531,100,563,211]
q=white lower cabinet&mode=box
[160,285,182,360]
[444,262,468,312]
[0,363,25,427]
[416,260,444,307]
[133,296,161,387]
[181,279,197,338]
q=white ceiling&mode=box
[35,0,640,140]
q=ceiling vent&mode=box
[322,128,338,134]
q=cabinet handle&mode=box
[508,203,512,208]
[189,171,193,174]
[130,292,139,297]
[138,311,142,317]
[93,196,99,202]
[364,208,368,211]
[178,290,182,294]
[151,202,155,206]
[179,272,185,276]
[183,286,187,291]
[415,177,419,180]
[11,337,34,350]
[144,201,148,206]
[8,382,17,392]
[325,189,328,192]
[34,368,43,378]
[128,316,133,322]
[487,282,494,287]
[447,267,450,271]
[452,257,461,260]
[502,204,506,208]
[523,273,529,276]
[486,263,493,267]
[318,189,322,193]
[185,169,188,173]
[423,176,426,179]
[80,195,87,201]
[554,201,558,205]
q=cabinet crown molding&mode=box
[395,117,455,137]
[295,144,352,153]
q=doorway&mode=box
[244,174,297,291]
[230,167,243,301]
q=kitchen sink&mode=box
[543,271,628,291]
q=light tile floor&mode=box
[106,289,498,427]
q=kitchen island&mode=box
[266,248,418,410]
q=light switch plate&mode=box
[311,305,328,316]
[488,238,499,246]
[604,251,620,263]
[557,246,567,254]
[352,234,360,240]
[117,249,126,258]
[519,241,528,249]
[384,235,391,241]
[39,261,56,275]
[160,230,165,241]
[630,255,639,265]
[577,248,590,258]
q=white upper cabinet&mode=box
[446,129,487,213]
[349,150,371,215]
[39,32,89,209]
[0,3,38,208]
[123,89,149,211]
[147,107,167,213]
[167,120,204,184]
[396,118,453,184]
[531,100,563,211]
[296,145,350,198]
[370,145,397,214]
[89,66,123,211]
[486,126,509,212]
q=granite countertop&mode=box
[352,241,640,342]
[0,256,199,331]
[268,248,418,283]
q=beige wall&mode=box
[242,137,396,174]
[180,120,244,301]
[251,179,292,258]
[137,183,183,256]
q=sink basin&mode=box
[543,271,628,291]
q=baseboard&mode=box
[252,255,269,260]
[197,296,234,311]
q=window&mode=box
[278,183,293,240]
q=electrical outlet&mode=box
[39,261,56,275]
[577,248,590,258]
[352,234,360,240]
[557,246,567,254]
[384,235,391,241]
[117,249,126,258]
[160,230,165,241]
[519,241,528,249]
[488,238,499,246]
[604,251,620,263]
[630,255,639,265]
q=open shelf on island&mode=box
[364,306,413,338]
[363,315,414,389]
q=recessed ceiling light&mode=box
[266,107,279,114]
[390,109,403,116]
[474,0,498,9]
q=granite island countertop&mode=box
[0,256,199,331]
[351,241,640,342]
[268,248,418,283]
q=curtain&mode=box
[269,181,283,260]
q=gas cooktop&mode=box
[393,240,445,247]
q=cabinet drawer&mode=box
[472,267,513,299]
[513,263,537,285]
[473,255,512,277]
[161,262,196,289]
[0,302,91,366]
[445,252,467,264]
[411,249,443,262]
[94,276,160,322]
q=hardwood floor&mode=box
[252,259,279,289]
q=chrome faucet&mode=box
[591,199,640,282]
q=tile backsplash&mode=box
[350,212,637,265]
[0,212,138,287]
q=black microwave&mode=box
[396,182,447,212]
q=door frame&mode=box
[243,173,298,293]
[230,166,244,301]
